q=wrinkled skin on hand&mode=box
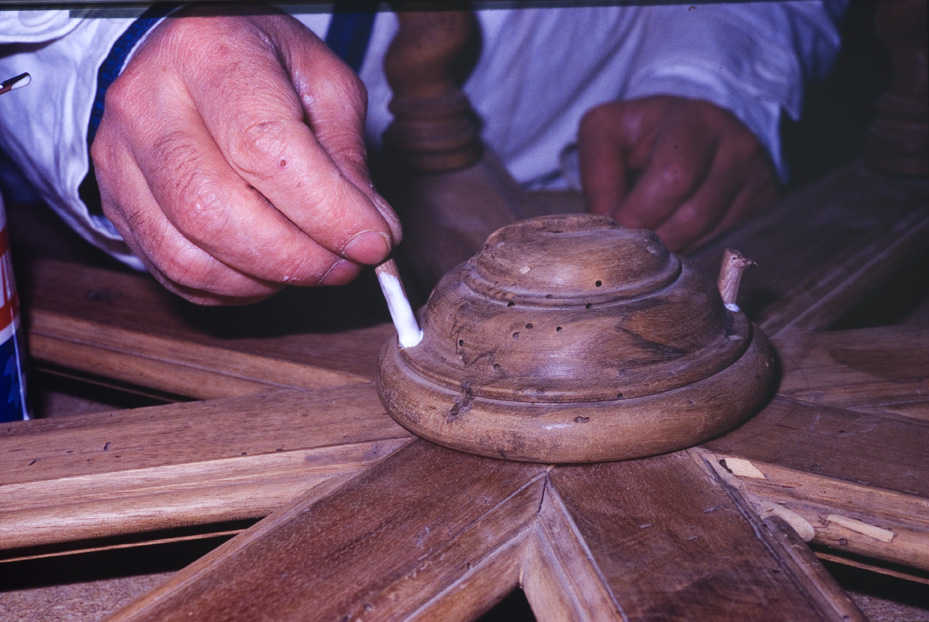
[578,95,778,252]
[92,7,401,305]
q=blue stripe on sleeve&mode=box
[324,9,377,74]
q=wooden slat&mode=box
[0,385,412,550]
[689,162,929,336]
[758,207,929,336]
[107,441,547,622]
[706,396,929,499]
[534,452,863,622]
[704,396,929,572]
[702,449,929,572]
[24,258,395,398]
[775,326,929,420]
[522,488,627,621]
[29,311,372,399]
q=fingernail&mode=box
[342,230,391,264]
[320,259,358,285]
[372,194,403,243]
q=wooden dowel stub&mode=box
[717,248,757,312]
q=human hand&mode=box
[578,95,778,252]
[92,7,401,304]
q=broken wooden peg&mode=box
[717,248,757,312]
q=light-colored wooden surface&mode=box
[0,385,412,552]
[24,257,392,399]
[1,157,926,621]
[105,442,863,622]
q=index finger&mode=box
[578,104,630,216]
[614,130,714,232]
[186,16,396,266]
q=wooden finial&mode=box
[717,248,756,311]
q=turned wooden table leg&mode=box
[864,0,928,177]
[378,5,546,292]
[382,7,483,171]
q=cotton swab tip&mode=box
[375,260,423,349]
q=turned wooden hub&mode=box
[377,214,776,462]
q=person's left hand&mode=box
[578,95,778,252]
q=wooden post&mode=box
[382,6,482,171]
[864,0,928,176]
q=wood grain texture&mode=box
[703,450,929,571]
[689,162,929,336]
[24,258,393,398]
[706,396,929,499]
[775,326,929,420]
[543,452,864,622]
[382,8,483,171]
[103,444,867,622]
[106,441,547,622]
[382,150,543,290]
[379,214,775,463]
[0,385,412,550]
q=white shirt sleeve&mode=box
[0,8,148,268]
[363,3,846,189]
[617,1,848,181]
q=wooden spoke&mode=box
[0,385,412,551]
[689,164,929,337]
[101,445,868,621]
[702,449,929,573]
[775,325,929,419]
[25,259,392,398]
[107,441,548,622]
[530,452,863,622]
[5,6,928,618]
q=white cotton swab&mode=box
[375,259,423,349]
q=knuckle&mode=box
[146,142,233,248]
[322,67,367,108]
[672,203,712,232]
[729,129,762,158]
[579,103,618,134]
[170,172,232,246]
[320,130,368,168]
[228,118,296,179]
[302,177,356,233]
[656,163,696,198]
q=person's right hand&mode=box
[92,7,401,305]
